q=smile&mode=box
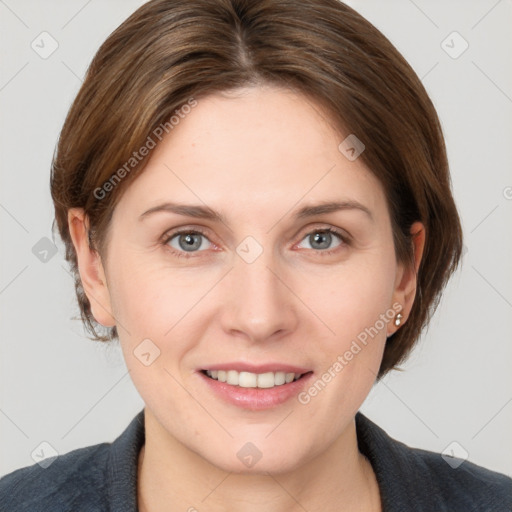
[202,369,308,389]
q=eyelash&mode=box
[161,226,351,259]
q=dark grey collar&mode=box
[107,409,145,512]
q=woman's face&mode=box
[81,85,418,474]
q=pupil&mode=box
[310,231,331,250]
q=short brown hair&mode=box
[51,0,463,378]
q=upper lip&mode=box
[200,362,312,374]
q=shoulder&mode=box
[356,412,512,511]
[0,442,110,512]
[408,444,512,510]
[0,409,145,512]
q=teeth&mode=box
[239,371,257,387]
[226,370,239,386]
[204,369,303,388]
[257,372,275,388]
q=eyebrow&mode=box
[138,200,373,223]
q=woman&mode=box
[1,0,510,510]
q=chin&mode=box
[198,438,311,476]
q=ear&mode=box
[67,208,116,327]
[388,221,425,336]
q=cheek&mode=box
[295,255,395,401]
[107,254,206,336]
[305,256,396,340]
[295,262,394,405]
[106,257,223,378]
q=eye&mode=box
[296,228,347,252]
[162,226,348,259]
[164,229,213,254]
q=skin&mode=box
[68,85,425,512]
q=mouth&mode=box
[200,369,312,389]
[197,362,314,410]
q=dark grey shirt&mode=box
[1,409,510,511]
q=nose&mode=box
[218,250,299,344]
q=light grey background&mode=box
[1,0,511,478]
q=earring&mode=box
[394,313,403,326]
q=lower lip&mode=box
[198,371,314,410]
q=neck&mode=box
[137,410,381,512]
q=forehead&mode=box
[113,85,387,224]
